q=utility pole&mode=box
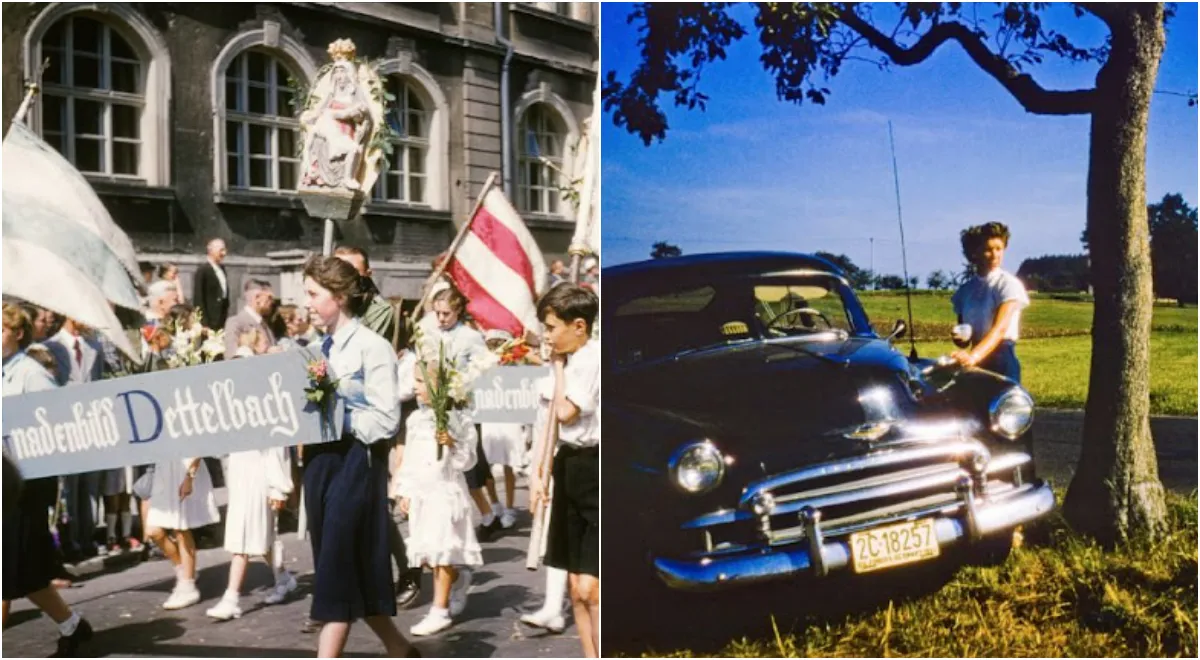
[869,237,874,290]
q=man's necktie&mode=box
[74,340,83,367]
[321,335,333,359]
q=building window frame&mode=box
[513,86,580,220]
[368,58,449,212]
[23,2,171,186]
[210,24,318,197]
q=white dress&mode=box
[223,447,292,555]
[482,423,528,468]
[398,408,483,568]
[146,458,220,531]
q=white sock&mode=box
[223,589,240,602]
[57,611,81,636]
[272,539,286,575]
[178,577,195,591]
[429,605,450,619]
[493,501,506,515]
[543,566,567,616]
[105,513,118,541]
[480,512,496,526]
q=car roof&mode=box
[604,251,845,285]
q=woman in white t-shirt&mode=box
[950,222,1030,382]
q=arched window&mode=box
[223,50,301,191]
[517,103,568,216]
[373,77,430,205]
[38,15,143,176]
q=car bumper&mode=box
[653,479,1054,591]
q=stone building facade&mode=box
[2,2,596,305]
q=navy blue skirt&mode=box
[2,477,59,600]
[979,340,1021,384]
[304,435,395,622]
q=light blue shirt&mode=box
[327,318,401,445]
[3,351,57,397]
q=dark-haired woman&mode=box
[950,222,1030,382]
[301,256,418,657]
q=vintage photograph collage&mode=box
[0,2,1197,658]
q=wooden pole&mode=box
[526,401,559,570]
[415,171,500,316]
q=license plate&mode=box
[850,519,939,573]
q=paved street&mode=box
[2,486,579,658]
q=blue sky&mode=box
[600,3,1199,281]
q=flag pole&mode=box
[414,171,500,316]
[567,78,600,283]
[13,59,49,126]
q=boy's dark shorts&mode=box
[544,444,599,577]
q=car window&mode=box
[612,286,731,364]
[754,281,853,336]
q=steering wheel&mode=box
[765,307,833,332]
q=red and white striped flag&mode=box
[446,187,547,337]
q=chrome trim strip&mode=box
[653,481,1055,591]
[762,467,971,519]
[740,440,987,506]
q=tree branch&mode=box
[837,8,1096,115]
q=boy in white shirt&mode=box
[950,221,1030,382]
[529,284,600,658]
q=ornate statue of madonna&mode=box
[298,39,385,203]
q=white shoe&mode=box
[409,610,453,636]
[206,596,242,620]
[449,568,472,617]
[163,584,201,610]
[520,609,566,634]
[263,572,297,605]
[500,509,517,529]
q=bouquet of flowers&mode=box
[413,326,498,458]
[165,326,226,369]
[302,349,341,441]
[494,336,540,365]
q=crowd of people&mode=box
[3,238,601,658]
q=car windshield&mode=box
[754,279,854,338]
[612,272,862,365]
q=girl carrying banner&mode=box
[300,256,417,657]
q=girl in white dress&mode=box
[398,365,483,636]
[145,457,220,610]
[206,328,297,620]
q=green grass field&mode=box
[650,492,1197,658]
[857,292,1197,415]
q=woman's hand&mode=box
[951,350,977,367]
[269,498,286,511]
[399,497,410,516]
[179,474,194,500]
[436,430,456,449]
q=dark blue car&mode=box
[603,252,1054,592]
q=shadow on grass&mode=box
[605,544,969,656]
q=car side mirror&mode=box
[951,324,972,348]
[886,319,906,341]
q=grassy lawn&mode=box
[648,492,1198,658]
[857,292,1197,415]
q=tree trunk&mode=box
[1062,4,1168,545]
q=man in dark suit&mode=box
[193,238,230,330]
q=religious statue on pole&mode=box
[297,39,387,237]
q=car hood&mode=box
[608,337,923,475]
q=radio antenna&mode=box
[888,121,918,360]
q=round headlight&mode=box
[668,440,726,494]
[990,388,1034,439]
